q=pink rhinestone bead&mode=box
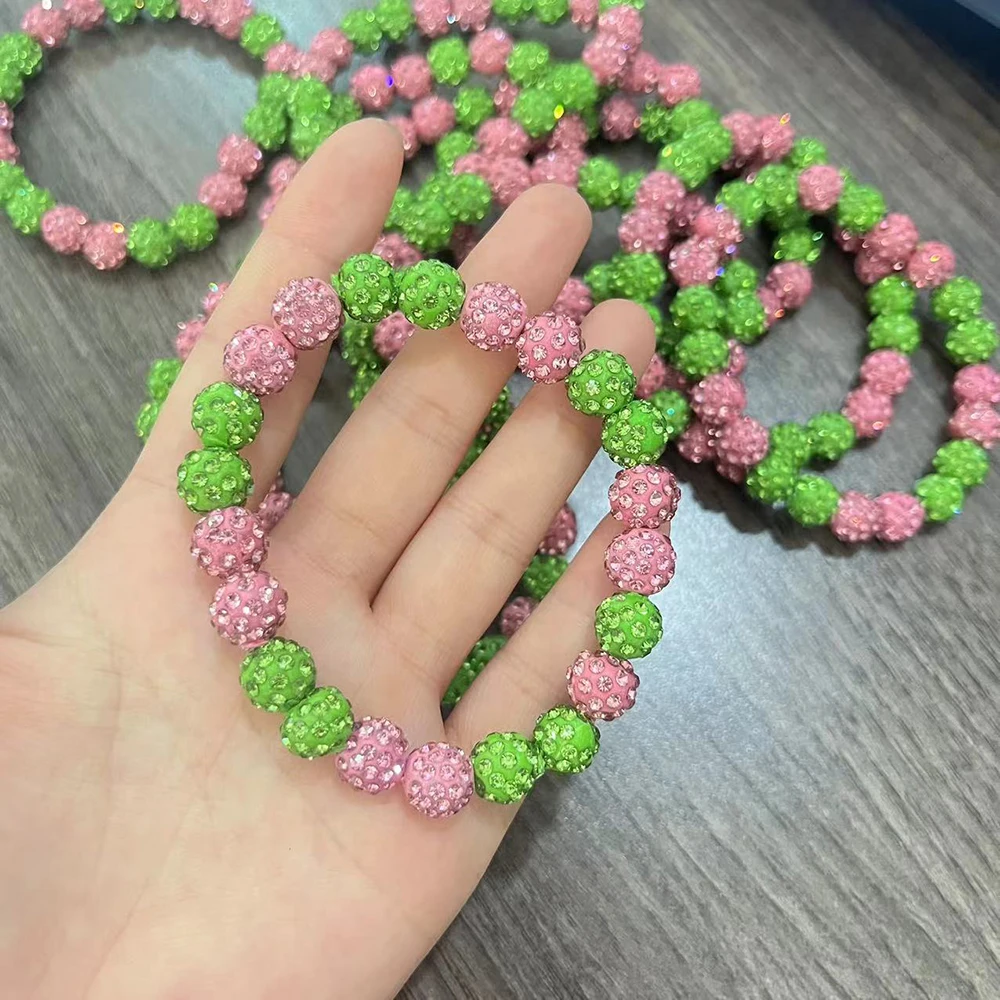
[469,27,511,75]
[716,415,769,467]
[272,277,343,351]
[413,0,451,37]
[372,231,422,269]
[411,95,455,144]
[336,717,409,795]
[676,420,718,463]
[264,42,301,75]
[454,152,489,178]
[548,114,590,151]
[569,0,599,29]
[540,503,577,556]
[727,340,747,377]
[450,223,479,263]
[721,111,760,170]
[635,353,668,400]
[487,155,532,208]
[350,65,395,112]
[175,316,206,360]
[875,492,925,543]
[41,205,88,255]
[621,50,660,95]
[567,650,638,722]
[863,213,919,267]
[906,241,956,289]
[82,222,128,271]
[756,113,795,163]
[949,401,1000,448]
[798,165,844,214]
[834,228,864,255]
[530,151,581,187]
[460,281,528,352]
[758,285,785,328]
[178,0,210,26]
[217,134,263,180]
[22,5,69,48]
[259,195,278,223]
[310,28,353,70]
[634,171,685,219]
[608,464,680,528]
[662,363,688,393]
[690,373,746,427]
[953,365,1000,405]
[553,277,593,325]
[500,596,537,637]
[208,0,252,40]
[476,118,530,158]
[454,0,492,30]
[691,204,743,250]
[198,172,248,218]
[605,527,675,595]
[516,312,584,383]
[493,78,519,116]
[224,324,297,396]
[765,261,813,310]
[669,239,722,288]
[598,4,642,48]
[600,95,639,142]
[0,101,12,131]
[64,0,105,31]
[859,350,911,396]
[267,156,300,194]
[403,742,474,819]
[210,571,287,649]
[830,491,880,544]
[373,311,417,362]
[715,460,746,484]
[191,506,268,578]
[202,282,230,316]
[854,250,896,287]
[0,132,19,163]
[671,194,708,237]
[295,52,335,84]
[256,487,294,533]
[658,63,701,106]
[582,35,629,86]
[387,115,420,160]
[618,208,670,254]
[843,385,893,439]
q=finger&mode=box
[131,119,404,505]
[282,184,592,596]
[375,300,654,692]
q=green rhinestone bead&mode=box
[716,259,759,298]
[672,331,730,380]
[746,454,798,505]
[610,251,666,301]
[933,439,989,488]
[135,400,160,443]
[0,32,43,75]
[601,399,669,467]
[914,474,964,523]
[766,199,811,232]
[396,259,466,330]
[649,389,691,441]
[0,66,24,105]
[754,164,797,212]
[5,184,54,235]
[289,113,337,160]
[443,172,492,224]
[374,0,415,42]
[145,0,179,19]
[349,364,381,409]
[600,0,643,8]
[522,554,568,601]
[533,706,599,775]
[724,291,768,344]
[657,140,711,189]
[718,180,766,227]
[453,87,494,132]
[667,99,720,138]
[428,37,470,85]
[932,277,982,324]
[386,186,414,230]
[639,103,673,145]
[243,101,288,152]
[534,0,569,22]
[566,349,637,416]
[544,61,598,113]
[418,171,453,205]
[483,387,512,435]
[146,358,182,403]
[671,286,724,333]
[472,732,543,804]
[240,638,316,713]
[511,86,560,138]
[444,635,506,706]
[769,422,811,468]
[176,448,253,513]
[329,94,363,129]
[584,261,614,303]
[280,686,353,758]
[102,0,139,22]
[787,475,840,526]
[257,72,294,108]
[836,182,886,235]
[787,137,828,169]
[867,313,921,354]
[806,411,856,463]
[340,9,383,54]
[594,592,663,659]
[772,227,823,265]
[170,203,219,252]
[127,218,176,269]
[192,382,264,451]
[400,199,454,253]
[683,121,734,169]
[578,157,622,211]
[339,318,378,368]
[866,275,917,316]
[492,0,533,22]
[944,318,998,367]
[619,169,645,210]
[507,40,550,86]
[240,13,284,58]
[337,253,397,323]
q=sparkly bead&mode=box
[256,486,294,532]
[516,312,584,384]
[797,164,843,213]
[533,706,599,775]
[262,43,300,75]
[390,54,432,100]
[208,0,253,40]
[400,198,453,253]
[716,259,759,297]
[570,0,598,27]
[945,319,998,367]
[404,743,474,818]
[280,686,354,758]
[906,241,956,289]
[668,238,722,288]
[770,422,811,467]
[868,313,921,355]
[867,275,917,316]
[177,448,253,513]
[635,354,668,400]
[511,86,560,138]
[240,13,284,58]
[567,650,638,723]
[191,381,263,450]
[934,439,989,487]
[608,464,679,529]
[214,135,261,183]
[835,182,886,235]
[672,331,730,380]
[788,136,828,169]
[593,590,661,659]
[602,95,640,142]
[198,171,247,218]
[691,204,742,249]
[535,0,569,22]
[125,218,176,268]
[609,251,666,301]
[745,453,797,504]
[658,63,700,106]
[243,102,288,152]
[862,213,919,267]
[443,172,492,225]
[272,277,343,350]
[101,0,139,23]
[582,35,628,87]
[396,259,465,331]
[577,156,622,210]
[374,0,415,42]
[210,569,287,649]
[411,95,456,144]
[598,3,642,45]
[757,286,784,329]
[875,492,925,542]
[64,0,106,31]
[830,491,880,544]
[657,141,711,189]
[436,129,476,170]
[373,311,416,362]
[500,596,537,637]
[690,373,745,427]
[715,459,747,484]
[413,0,451,36]
[224,324,297,396]
[915,474,965,522]
[602,399,669,468]
[565,349,636,416]
[633,170,685,218]
[932,277,982,324]
[554,275,594,322]
[457,281,528,353]
[806,411,856,462]
[308,27,352,69]
[506,40,550,86]
[21,5,70,48]
[444,635,507,706]
[349,365,380,408]
[350,64,394,111]
[144,0,179,20]
[454,0,493,30]
[721,110,760,169]
[953,364,1000,405]
[727,341,748,377]
[471,732,543,804]
[853,250,895,287]
[606,527,675,595]
[0,131,17,161]
[843,385,893,439]
[618,207,670,253]
[341,8,382,54]
[135,400,160,443]
[649,388,691,440]
[240,638,315,713]
[716,416,769,468]
[948,401,1000,449]
[859,349,912,396]
[191,506,268,578]
[6,184,55,235]
[175,316,206,360]
[621,51,661,96]
[772,227,823,265]
[521,554,568,601]
[755,113,794,163]
[469,27,511,75]
[788,475,840,527]
[0,32,42,76]
[40,205,87,254]
[670,286,725,333]
[336,717,408,794]
[765,261,812,311]
[723,292,767,345]
[538,504,577,557]
[336,253,398,324]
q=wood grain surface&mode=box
[1,0,999,997]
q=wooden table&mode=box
[1,1,998,996]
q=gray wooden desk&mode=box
[1,1,998,997]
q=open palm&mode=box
[0,119,655,1000]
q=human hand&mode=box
[0,119,655,999]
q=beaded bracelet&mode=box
[178,259,679,818]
